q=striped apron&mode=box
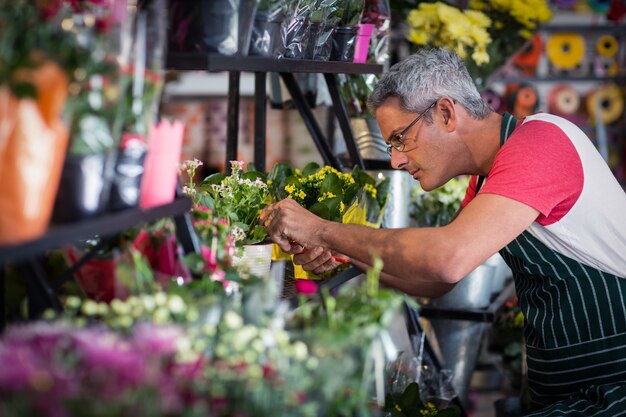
[489,113,626,416]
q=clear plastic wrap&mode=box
[168,0,259,55]
[249,0,286,56]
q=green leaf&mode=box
[243,225,268,245]
[398,383,423,412]
[320,172,342,196]
[202,172,226,185]
[343,183,360,204]
[182,253,206,274]
[309,202,331,220]
[376,177,391,207]
[438,406,462,417]
[321,196,342,221]
[241,170,267,182]
[302,162,321,177]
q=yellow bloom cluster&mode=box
[363,183,377,198]
[406,2,492,66]
[469,0,552,38]
[283,166,355,215]
[420,402,439,416]
[317,191,337,202]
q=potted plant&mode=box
[330,0,365,61]
[249,0,286,56]
[183,160,273,278]
[52,1,125,223]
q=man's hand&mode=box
[259,199,326,253]
[293,247,349,275]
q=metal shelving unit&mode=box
[167,53,384,173]
[0,197,196,331]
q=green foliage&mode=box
[410,177,468,227]
[0,0,91,98]
[197,161,270,245]
[384,382,460,417]
[335,0,365,26]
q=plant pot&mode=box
[234,243,273,278]
[353,23,374,63]
[330,26,358,62]
[249,9,285,57]
[282,15,311,59]
[0,64,70,244]
[199,0,258,55]
[310,21,335,61]
[52,152,115,224]
[109,142,146,211]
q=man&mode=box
[261,48,626,415]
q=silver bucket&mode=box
[430,319,487,405]
[351,117,389,160]
[365,169,414,229]
[427,263,495,404]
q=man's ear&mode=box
[438,97,456,131]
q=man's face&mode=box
[375,97,450,191]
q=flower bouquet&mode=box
[0,0,91,243]
[405,0,552,88]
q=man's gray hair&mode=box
[368,48,491,123]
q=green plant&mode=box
[194,160,270,246]
[410,177,468,227]
[339,73,379,118]
[268,162,390,225]
[384,382,460,417]
[336,0,365,26]
[0,0,91,98]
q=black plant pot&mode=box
[52,152,115,224]
[313,23,335,61]
[109,145,147,211]
[330,26,358,62]
[282,15,311,59]
[249,9,285,57]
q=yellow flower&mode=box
[408,29,430,45]
[472,47,490,66]
[519,29,533,39]
[395,404,402,412]
[469,0,486,10]
[285,184,295,195]
[465,10,491,28]
[340,201,345,213]
[298,190,306,200]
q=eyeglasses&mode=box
[386,101,437,156]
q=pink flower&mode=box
[295,279,318,295]
[201,245,218,272]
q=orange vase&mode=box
[0,63,70,245]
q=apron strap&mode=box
[476,112,518,194]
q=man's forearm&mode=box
[317,221,466,286]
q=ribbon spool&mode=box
[480,89,502,112]
[596,34,618,57]
[546,33,586,70]
[513,34,543,76]
[588,0,611,13]
[548,84,581,116]
[508,84,539,118]
[586,83,624,125]
[593,56,619,77]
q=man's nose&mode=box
[390,149,407,170]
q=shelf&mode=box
[0,197,193,264]
[491,75,626,84]
[167,52,383,74]
[419,280,516,323]
[538,24,626,33]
